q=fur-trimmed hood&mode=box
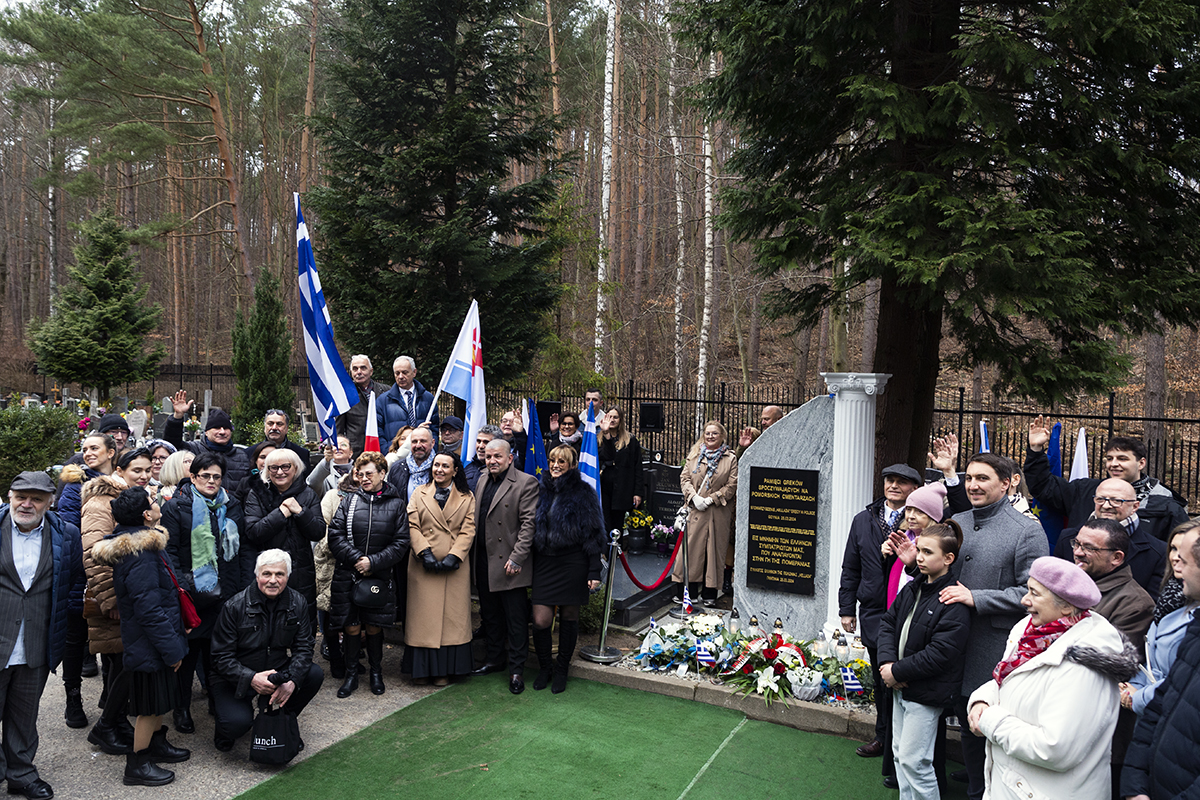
[91,525,168,567]
[1066,638,1141,683]
[81,473,128,504]
[60,463,87,485]
[534,468,607,556]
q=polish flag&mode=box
[364,391,381,453]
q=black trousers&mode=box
[955,695,986,800]
[61,613,87,692]
[210,662,324,743]
[177,638,211,709]
[99,654,128,726]
[866,644,895,779]
[475,567,529,674]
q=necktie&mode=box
[406,391,415,423]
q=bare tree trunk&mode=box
[795,328,812,395]
[748,282,763,380]
[1145,323,1166,455]
[829,260,848,372]
[860,276,880,370]
[665,11,688,392]
[299,0,320,193]
[695,53,717,434]
[632,46,648,372]
[544,0,562,153]
[594,0,619,373]
[817,306,830,374]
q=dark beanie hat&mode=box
[98,413,131,434]
[205,408,233,431]
[111,487,152,527]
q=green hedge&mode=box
[0,405,77,495]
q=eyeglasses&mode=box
[1094,496,1136,507]
[195,472,223,483]
[267,464,293,473]
[1068,538,1118,555]
[151,455,169,463]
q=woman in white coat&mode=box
[967,557,1139,800]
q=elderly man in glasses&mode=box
[262,409,312,483]
[1052,477,1168,600]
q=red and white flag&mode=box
[364,391,381,453]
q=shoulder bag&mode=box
[346,494,389,609]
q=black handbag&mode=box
[346,494,390,609]
[249,704,301,765]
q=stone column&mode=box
[820,372,891,626]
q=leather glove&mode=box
[439,554,461,571]
[420,548,439,572]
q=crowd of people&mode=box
[0,358,680,797]
[841,418,1198,800]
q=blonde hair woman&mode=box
[671,421,738,607]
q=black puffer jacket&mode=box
[328,482,410,627]
[877,570,972,707]
[161,480,254,639]
[1121,615,1200,799]
[534,468,607,581]
[163,416,252,489]
[209,583,314,700]
[243,478,325,606]
[92,525,189,673]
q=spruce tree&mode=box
[677,0,1200,467]
[28,208,163,402]
[307,0,564,383]
[231,271,295,444]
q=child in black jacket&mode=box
[877,521,972,800]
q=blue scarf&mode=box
[189,484,239,593]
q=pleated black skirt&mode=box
[127,668,181,717]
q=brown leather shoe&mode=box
[856,739,885,758]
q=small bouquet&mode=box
[650,523,676,544]
[624,509,653,530]
[184,416,202,437]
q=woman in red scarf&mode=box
[966,557,1139,800]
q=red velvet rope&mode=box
[617,534,685,591]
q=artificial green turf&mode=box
[236,675,969,800]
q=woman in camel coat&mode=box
[671,420,738,606]
[405,453,476,685]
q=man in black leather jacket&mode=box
[209,549,324,752]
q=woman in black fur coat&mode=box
[530,445,608,693]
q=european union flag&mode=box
[523,399,550,479]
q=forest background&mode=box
[0,0,1194,444]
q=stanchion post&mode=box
[668,518,696,619]
[579,530,623,664]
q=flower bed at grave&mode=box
[633,615,874,707]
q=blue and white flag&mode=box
[580,402,602,507]
[840,666,863,694]
[295,193,357,443]
[979,419,991,453]
[432,299,487,464]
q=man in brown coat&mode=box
[1069,517,1153,795]
[471,439,539,694]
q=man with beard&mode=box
[164,391,251,489]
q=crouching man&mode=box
[209,549,324,752]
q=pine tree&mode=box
[231,271,295,444]
[307,0,564,383]
[677,0,1200,466]
[28,209,163,402]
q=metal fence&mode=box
[932,387,1200,508]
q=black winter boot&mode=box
[148,725,190,763]
[87,720,132,755]
[65,687,88,728]
[337,633,361,698]
[115,716,135,748]
[531,626,554,691]
[123,750,175,786]
[366,632,385,695]
[327,631,346,680]
[552,620,579,694]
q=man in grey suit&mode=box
[0,472,85,800]
[471,439,539,694]
[943,453,1048,800]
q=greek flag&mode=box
[580,402,602,506]
[295,193,357,443]
[979,419,990,453]
[840,666,863,693]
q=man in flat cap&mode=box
[0,472,85,799]
[839,462,923,778]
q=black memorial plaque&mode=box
[745,466,818,595]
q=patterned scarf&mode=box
[692,444,729,491]
[992,610,1090,687]
[405,452,433,499]
[189,484,239,593]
